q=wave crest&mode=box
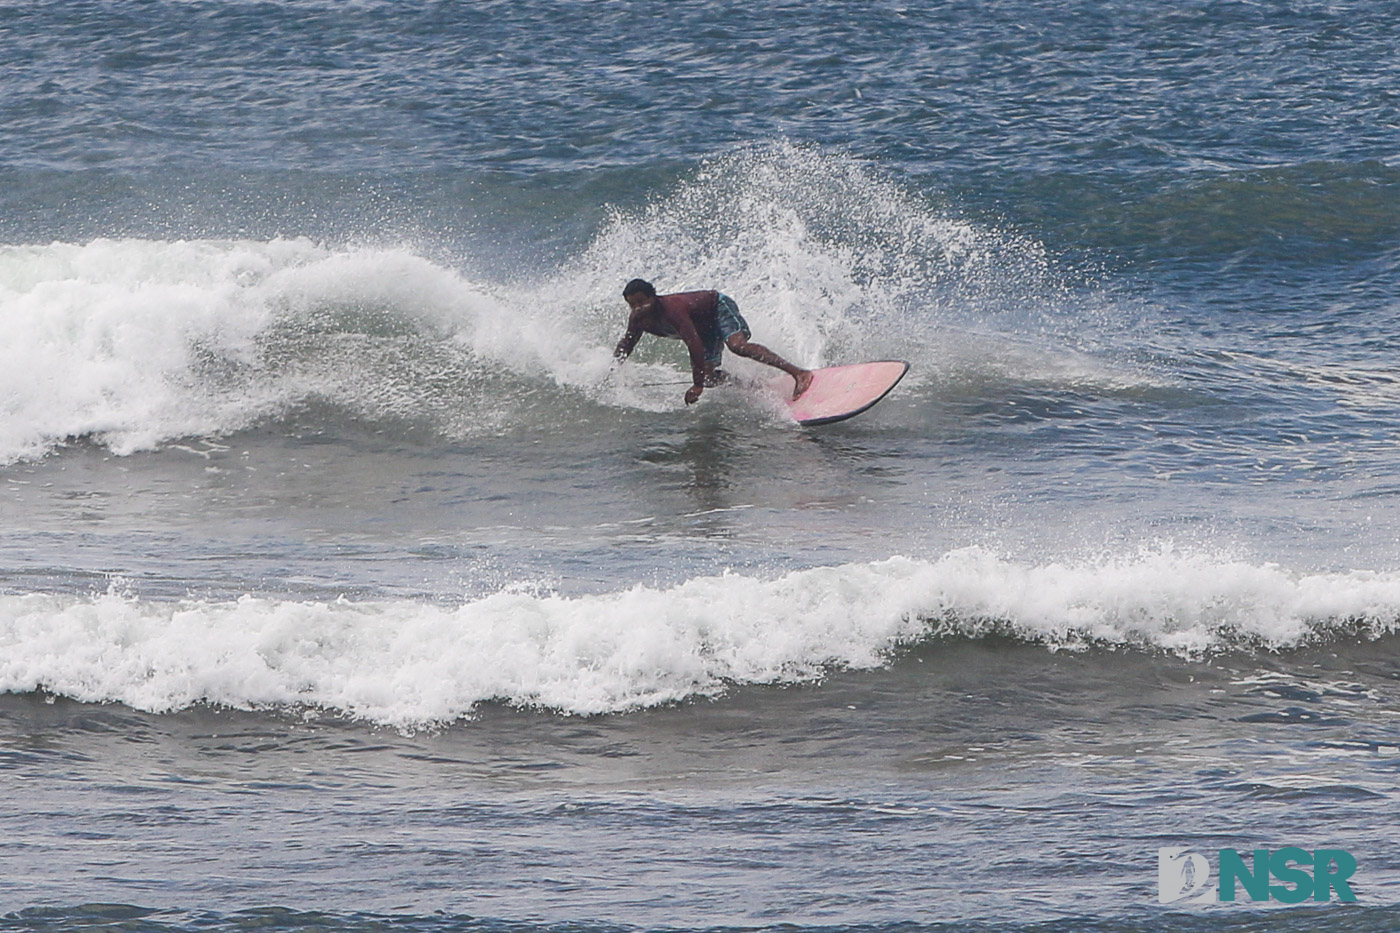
[3,547,1397,727]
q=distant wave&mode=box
[3,547,1397,727]
[1089,160,1400,265]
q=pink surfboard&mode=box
[768,361,910,426]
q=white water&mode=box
[4,547,1396,728]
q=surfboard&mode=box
[768,361,910,426]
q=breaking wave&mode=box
[3,547,1396,728]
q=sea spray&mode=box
[557,142,1067,372]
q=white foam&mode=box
[2,548,1396,727]
[545,142,1157,401]
[0,237,600,462]
[557,143,1060,374]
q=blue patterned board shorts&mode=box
[707,294,751,366]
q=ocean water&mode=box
[3,1,1400,929]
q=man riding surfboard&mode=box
[612,279,814,405]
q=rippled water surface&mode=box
[2,1,1400,930]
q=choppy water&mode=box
[3,1,1400,930]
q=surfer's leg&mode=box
[725,333,813,399]
[714,294,812,398]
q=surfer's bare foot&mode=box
[791,370,814,399]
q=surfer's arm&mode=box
[613,326,642,361]
[666,312,710,404]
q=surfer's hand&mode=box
[685,384,703,405]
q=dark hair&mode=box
[623,278,656,298]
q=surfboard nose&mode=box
[772,361,911,426]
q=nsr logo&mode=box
[1158,847,1357,904]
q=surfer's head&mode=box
[623,278,657,313]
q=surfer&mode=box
[613,279,814,404]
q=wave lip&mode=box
[3,548,1397,727]
[0,236,549,462]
